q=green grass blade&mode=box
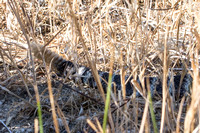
[37,101,44,133]
[148,91,158,133]
[103,73,112,133]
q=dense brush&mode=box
[30,42,192,98]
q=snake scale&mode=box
[31,42,192,98]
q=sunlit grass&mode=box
[0,0,200,132]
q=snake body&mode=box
[31,43,192,98]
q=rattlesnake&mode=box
[31,42,192,98]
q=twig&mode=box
[0,120,12,133]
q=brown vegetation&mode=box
[0,0,200,132]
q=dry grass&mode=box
[0,0,200,132]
